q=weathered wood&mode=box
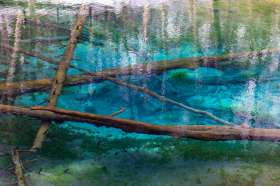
[103,76,234,125]
[31,5,89,150]
[11,149,26,186]
[0,48,278,97]
[0,104,279,141]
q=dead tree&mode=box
[0,48,278,97]
[31,5,89,150]
[0,104,280,141]
[11,149,26,186]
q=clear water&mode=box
[1,0,280,185]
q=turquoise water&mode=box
[1,0,280,185]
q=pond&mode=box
[1,0,280,185]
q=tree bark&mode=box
[0,48,278,97]
[31,5,89,150]
[0,104,279,141]
[11,149,26,186]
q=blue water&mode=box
[2,0,280,185]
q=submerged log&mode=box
[0,48,278,97]
[104,76,234,125]
[11,149,26,186]
[0,104,280,141]
[31,5,89,150]
[0,42,234,126]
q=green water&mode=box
[1,0,280,185]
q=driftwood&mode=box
[0,104,279,141]
[0,48,278,97]
[31,5,89,150]
[11,149,26,186]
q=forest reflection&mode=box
[1,1,280,186]
[1,0,280,126]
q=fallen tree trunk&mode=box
[1,44,233,125]
[0,104,280,141]
[11,149,26,186]
[0,48,278,97]
[31,5,89,150]
[105,77,234,125]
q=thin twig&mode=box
[110,107,126,117]
[68,66,233,125]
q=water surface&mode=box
[1,0,280,185]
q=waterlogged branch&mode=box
[39,51,232,125]
[110,107,126,117]
[0,104,279,141]
[32,5,89,150]
[66,62,233,125]
[0,48,278,97]
[0,47,274,125]
[11,149,26,186]
[103,77,234,125]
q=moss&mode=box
[170,71,190,81]
[217,164,263,186]
[2,116,280,164]
[0,116,38,146]
[28,162,111,186]
[167,69,194,83]
[0,156,10,169]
